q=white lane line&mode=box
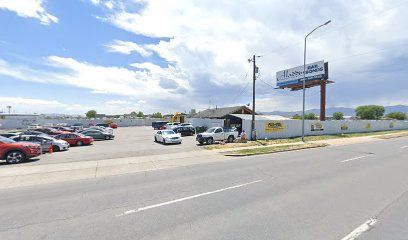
[117,179,263,217]
[340,218,377,240]
[401,145,408,149]
[340,155,371,163]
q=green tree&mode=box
[386,111,407,120]
[291,114,301,120]
[130,111,137,118]
[304,113,317,120]
[137,111,144,117]
[355,105,385,120]
[152,112,163,118]
[332,112,344,120]
[86,110,97,119]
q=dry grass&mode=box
[224,143,328,156]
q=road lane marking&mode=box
[117,179,263,216]
[340,218,377,240]
[401,145,408,149]
[340,155,371,163]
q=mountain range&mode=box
[263,105,408,117]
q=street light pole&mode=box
[301,20,331,142]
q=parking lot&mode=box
[1,126,202,166]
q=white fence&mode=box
[242,119,408,139]
[0,117,166,130]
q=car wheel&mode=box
[163,138,167,145]
[105,135,110,140]
[206,138,214,145]
[77,141,83,146]
[6,151,26,164]
[52,145,60,152]
[198,141,204,145]
[227,135,234,143]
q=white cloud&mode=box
[104,40,152,56]
[0,96,152,115]
[0,56,192,113]
[0,97,83,114]
[99,0,408,110]
[0,0,57,25]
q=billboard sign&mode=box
[276,61,325,87]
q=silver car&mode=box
[11,135,70,152]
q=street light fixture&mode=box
[301,20,331,142]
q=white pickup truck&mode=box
[196,127,239,145]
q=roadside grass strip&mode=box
[204,130,408,150]
[223,143,328,157]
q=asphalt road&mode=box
[0,137,407,240]
[5,126,201,166]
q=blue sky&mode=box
[0,0,407,115]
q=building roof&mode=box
[229,114,290,121]
[191,106,253,119]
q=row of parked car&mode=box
[0,123,116,164]
[152,122,239,145]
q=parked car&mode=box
[173,126,195,136]
[0,133,19,138]
[96,123,109,128]
[0,136,42,164]
[11,135,69,152]
[11,130,46,136]
[109,122,118,129]
[163,122,180,130]
[80,129,115,140]
[71,123,84,131]
[196,127,239,145]
[152,121,168,130]
[55,133,94,146]
[51,126,74,132]
[27,124,42,130]
[35,128,69,136]
[154,130,182,144]
[179,123,193,127]
[87,126,114,134]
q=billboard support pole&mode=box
[320,80,326,121]
[302,37,307,142]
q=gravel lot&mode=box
[1,126,201,166]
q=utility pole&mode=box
[248,55,260,140]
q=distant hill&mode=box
[263,105,408,117]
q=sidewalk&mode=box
[0,150,228,189]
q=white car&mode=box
[154,130,182,144]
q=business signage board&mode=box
[276,61,325,88]
[264,121,285,133]
[311,122,324,131]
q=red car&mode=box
[55,133,94,146]
[0,136,42,164]
[109,123,118,129]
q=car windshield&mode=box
[0,136,16,143]
[206,128,217,133]
[162,130,176,135]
